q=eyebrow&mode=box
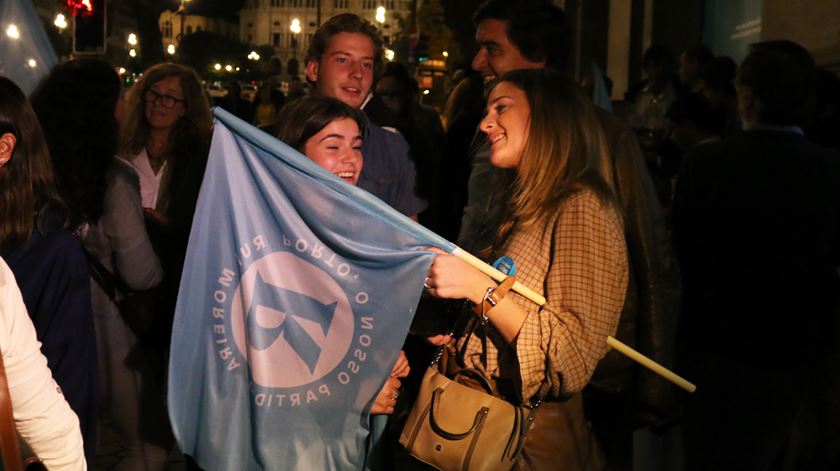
[328,51,374,61]
[488,95,511,105]
[318,133,346,142]
[151,87,182,97]
[478,40,500,48]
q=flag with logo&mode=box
[167,108,454,471]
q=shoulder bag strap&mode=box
[0,349,24,471]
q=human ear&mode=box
[305,60,319,83]
[0,133,16,168]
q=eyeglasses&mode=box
[143,88,185,109]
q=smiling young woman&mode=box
[423,68,628,470]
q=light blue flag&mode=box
[168,108,454,471]
[0,0,58,94]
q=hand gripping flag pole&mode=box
[451,248,695,393]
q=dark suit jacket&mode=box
[673,129,840,469]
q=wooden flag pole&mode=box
[450,246,696,393]
[451,248,546,305]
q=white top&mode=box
[0,258,86,471]
[130,149,167,209]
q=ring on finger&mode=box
[423,276,431,289]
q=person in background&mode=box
[253,83,286,132]
[627,45,680,137]
[32,60,168,470]
[700,56,740,138]
[374,61,446,233]
[666,93,723,153]
[440,68,485,241]
[425,68,628,469]
[120,62,212,348]
[678,44,714,93]
[0,257,86,470]
[274,95,410,470]
[0,75,96,466]
[673,40,840,469]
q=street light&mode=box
[375,6,386,25]
[167,44,176,55]
[248,51,260,61]
[385,48,395,61]
[128,33,138,46]
[5,24,20,39]
[224,64,233,72]
[214,63,222,71]
[54,14,68,30]
[129,48,137,58]
[290,18,301,60]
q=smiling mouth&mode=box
[489,134,505,146]
[342,86,361,95]
[335,171,357,182]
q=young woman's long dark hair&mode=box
[275,96,365,151]
[30,60,121,231]
[0,77,65,251]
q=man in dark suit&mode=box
[673,40,840,470]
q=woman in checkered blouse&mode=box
[424,69,629,470]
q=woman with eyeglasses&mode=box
[119,63,212,353]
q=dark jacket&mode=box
[672,129,840,468]
[2,209,98,465]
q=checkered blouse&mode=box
[457,189,629,403]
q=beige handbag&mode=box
[399,363,537,471]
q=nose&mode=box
[342,148,362,165]
[471,48,487,74]
[350,61,363,79]
[479,112,495,134]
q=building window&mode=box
[270,0,282,7]
[363,0,375,9]
[383,35,389,45]
[272,32,281,47]
[334,0,348,7]
[306,0,316,7]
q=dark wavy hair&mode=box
[275,96,365,152]
[305,13,384,82]
[474,0,569,71]
[31,60,121,230]
[0,77,65,251]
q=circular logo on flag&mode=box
[229,251,354,389]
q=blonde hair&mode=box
[493,69,618,244]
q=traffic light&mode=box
[73,0,107,54]
[415,33,430,61]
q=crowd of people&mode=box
[0,0,838,470]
